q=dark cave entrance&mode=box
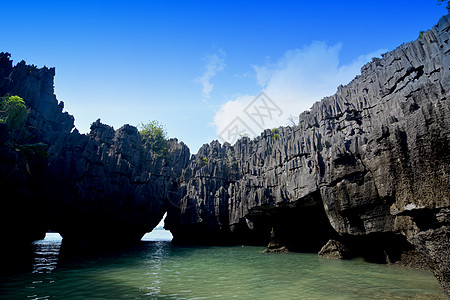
[246,191,337,253]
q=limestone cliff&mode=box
[44,122,189,246]
[0,55,74,254]
[0,53,190,249]
[165,14,450,293]
[1,13,449,295]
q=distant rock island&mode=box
[1,14,449,295]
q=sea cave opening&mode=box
[141,212,173,242]
[247,191,337,253]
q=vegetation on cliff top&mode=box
[0,95,49,173]
[0,95,29,134]
[138,120,168,157]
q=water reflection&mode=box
[142,241,172,297]
[32,233,62,274]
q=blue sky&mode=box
[2,1,447,153]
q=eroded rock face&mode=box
[166,14,450,293]
[0,53,190,248]
[45,121,190,245]
[0,54,75,254]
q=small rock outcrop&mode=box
[318,239,351,259]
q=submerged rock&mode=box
[263,246,289,253]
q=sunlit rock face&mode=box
[166,14,450,294]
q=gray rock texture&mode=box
[165,14,450,294]
[318,239,351,259]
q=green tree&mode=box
[0,95,29,133]
[271,127,280,140]
[0,95,48,174]
[138,120,168,156]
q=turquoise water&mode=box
[0,232,446,299]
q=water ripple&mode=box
[0,233,447,299]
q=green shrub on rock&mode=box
[0,95,48,174]
[138,120,168,157]
[0,95,29,133]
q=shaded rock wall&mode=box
[0,55,74,254]
[165,14,450,293]
[0,53,190,248]
[45,121,190,245]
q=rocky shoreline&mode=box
[1,14,449,295]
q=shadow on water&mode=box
[0,232,187,299]
[0,243,35,275]
[0,231,178,276]
[53,230,174,268]
[57,240,172,266]
[0,233,62,275]
[0,231,447,299]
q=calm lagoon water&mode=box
[0,231,446,299]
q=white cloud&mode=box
[196,50,226,99]
[214,41,386,143]
[214,94,255,138]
